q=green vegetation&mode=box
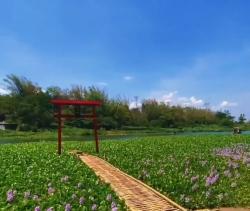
[70,135,250,209]
[1,125,247,146]
[0,143,126,210]
[1,74,250,210]
[1,74,249,132]
[1,132,250,209]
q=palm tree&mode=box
[4,74,41,96]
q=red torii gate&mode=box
[51,99,102,155]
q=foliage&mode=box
[0,74,245,131]
[71,135,250,209]
[4,74,41,97]
[0,143,126,210]
[1,131,250,209]
[238,114,247,124]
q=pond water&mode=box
[1,131,250,145]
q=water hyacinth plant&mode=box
[34,206,41,211]
[0,143,127,210]
[1,134,250,209]
[6,190,16,203]
[70,135,250,209]
[64,203,72,211]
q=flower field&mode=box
[0,143,126,211]
[1,134,250,210]
[71,135,250,209]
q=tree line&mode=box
[0,74,247,131]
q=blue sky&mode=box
[0,0,250,119]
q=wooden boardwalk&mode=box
[79,154,186,211]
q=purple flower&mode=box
[65,203,72,211]
[47,207,54,211]
[111,202,117,208]
[34,206,41,211]
[232,154,242,160]
[112,207,118,211]
[79,197,85,205]
[24,191,31,199]
[91,204,97,210]
[243,157,250,165]
[106,194,112,201]
[61,176,69,183]
[206,174,219,186]
[6,190,16,203]
[48,187,55,195]
[228,160,239,169]
[214,144,249,163]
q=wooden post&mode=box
[58,106,62,155]
[92,106,99,153]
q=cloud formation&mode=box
[151,91,205,108]
[149,91,239,112]
[123,76,133,81]
[0,87,9,95]
[219,101,238,108]
[96,82,108,86]
[178,96,204,107]
[129,101,142,109]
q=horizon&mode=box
[1,1,250,119]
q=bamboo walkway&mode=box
[78,154,186,211]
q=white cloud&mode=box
[123,76,134,81]
[219,101,238,108]
[177,96,204,107]
[161,91,178,104]
[150,90,204,108]
[96,82,108,86]
[0,87,9,95]
[210,100,238,112]
[129,101,142,109]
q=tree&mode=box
[1,74,243,131]
[238,113,246,124]
[215,110,234,127]
[141,100,161,122]
[3,75,53,130]
[46,86,67,99]
[69,85,85,100]
[4,74,41,96]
